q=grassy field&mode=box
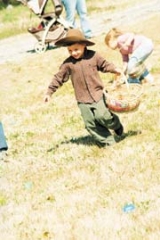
[0,1,160,240]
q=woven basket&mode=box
[105,80,143,113]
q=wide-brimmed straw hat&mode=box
[55,29,95,47]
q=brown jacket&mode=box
[47,49,119,103]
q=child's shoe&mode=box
[114,124,124,136]
[127,77,141,84]
[139,69,154,85]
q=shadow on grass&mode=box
[123,130,142,137]
[47,130,142,152]
[47,135,96,152]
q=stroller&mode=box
[18,0,70,53]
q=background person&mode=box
[105,27,154,84]
[61,0,93,39]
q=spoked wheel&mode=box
[34,41,47,53]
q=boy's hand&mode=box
[114,71,127,85]
[114,68,123,76]
[44,94,51,103]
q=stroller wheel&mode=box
[34,41,47,53]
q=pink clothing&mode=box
[117,33,153,62]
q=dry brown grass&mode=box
[0,8,160,240]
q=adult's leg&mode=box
[76,0,92,38]
[61,0,76,27]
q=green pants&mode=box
[78,97,121,146]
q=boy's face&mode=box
[67,43,86,59]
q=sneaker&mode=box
[127,77,141,84]
[114,124,124,136]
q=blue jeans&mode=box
[0,122,8,151]
[127,40,153,83]
[61,0,92,38]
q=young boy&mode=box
[44,29,124,147]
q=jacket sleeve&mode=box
[120,51,129,63]
[47,63,70,96]
[96,52,119,74]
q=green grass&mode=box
[0,4,38,39]
[1,34,160,239]
[0,193,7,206]
[0,3,160,240]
